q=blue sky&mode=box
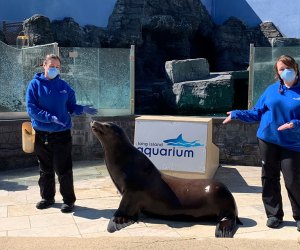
[1,0,299,37]
[0,0,117,27]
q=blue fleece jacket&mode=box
[26,73,84,132]
[231,79,300,152]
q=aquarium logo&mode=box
[163,134,204,148]
[136,134,204,158]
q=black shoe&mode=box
[296,221,300,231]
[266,217,282,228]
[61,203,74,213]
[36,199,55,209]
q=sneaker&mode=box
[36,199,55,209]
[296,221,300,231]
[266,217,282,228]
[61,203,74,213]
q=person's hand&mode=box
[222,112,232,124]
[83,105,98,115]
[51,116,66,127]
[278,122,294,131]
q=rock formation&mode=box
[23,15,54,45]
[17,0,285,115]
[166,58,234,114]
[21,1,282,77]
[211,17,283,71]
[106,0,215,83]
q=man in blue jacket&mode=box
[26,54,97,213]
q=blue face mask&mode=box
[47,67,59,79]
[280,69,296,82]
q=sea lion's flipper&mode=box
[236,217,243,225]
[107,216,136,233]
[107,192,140,233]
[215,217,237,238]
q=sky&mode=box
[0,0,299,37]
[0,0,117,27]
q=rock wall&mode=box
[0,119,37,170]
[0,116,261,171]
[17,0,284,115]
[21,0,283,80]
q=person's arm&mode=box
[66,88,84,115]
[26,81,53,123]
[230,108,264,122]
[66,86,97,115]
[223,94,267,124]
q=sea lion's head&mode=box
[90,121,128,146]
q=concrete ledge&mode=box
[0,112,29,121]
[1,237,299,250]
[0,115,260,170]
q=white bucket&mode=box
[22,122,36,153]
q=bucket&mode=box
[22,122,36,153]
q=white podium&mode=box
[134,116,219,179]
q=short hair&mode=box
[43,54,61,65]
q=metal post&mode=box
[130,45,135,115]
[248,43,255,109]
[53,42,59,56]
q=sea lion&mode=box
[91,121,241,237]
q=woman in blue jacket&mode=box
[26,54,97,213]
[223,55,300,230]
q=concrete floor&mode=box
[0,160,299,242]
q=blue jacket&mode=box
[26,73,84,132]
[231,79,300,152]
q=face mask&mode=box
[47,67,59,79]
[280,69,296,82]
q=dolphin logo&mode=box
[163,134,204,148]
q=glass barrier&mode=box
[0,41,22,111]
[248,46,300,108]
[0,42,134,116]
[0,41,57,112]
[59,47,133,116]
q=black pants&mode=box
[34,129,76,205]
[258,138,300,221]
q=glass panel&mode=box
[250,46,300,107]
[0,43,133,116]
[59,47,132,116]
[0,41,22,111]
[0,41,56,112]
[22,44,57,93]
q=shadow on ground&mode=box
[140,214,257,229]
[73,206,116,220]
[0,181,29,191]
[215,165,262,193]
